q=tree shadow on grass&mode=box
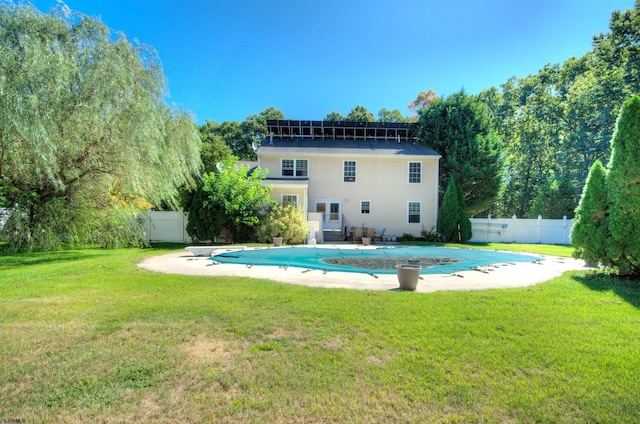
[572,273,640,309]
[0,250,109,269]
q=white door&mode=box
[315,200,342,230]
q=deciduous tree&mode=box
[345,105,375,122]
[186,161,275,243]
[377,108,408,122]
[0,4,201,251]
[324,111,345,121]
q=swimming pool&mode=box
[210,246,542,275]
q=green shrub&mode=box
[571,160,609,267]
[257,204,308,245]
[604,95,640,276]
[420,226,442,242]
[399,233,416,242]
[437,178,472,243]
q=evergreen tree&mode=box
[418,90,503,215]
[456,180,473,242]
[437,178,471,243]
[570,160,609,266]
[530,176,578,218]
[605,95,640,276]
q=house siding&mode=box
[259,153,439,238]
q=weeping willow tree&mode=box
[0,3,202,251]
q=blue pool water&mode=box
[210,246,542,275]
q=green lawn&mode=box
[1,244,638,423]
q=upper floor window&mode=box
[408,201,421,223]
[408,162,422,183]
[281,159,308,177]
[343,161,357,182]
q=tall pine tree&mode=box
[437,178,472,243]
[605,95,640,276]
[571,160,609,266]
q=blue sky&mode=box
[28,0,636,124]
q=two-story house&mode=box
[256,120,441,242]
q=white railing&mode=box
[470,215,573,245]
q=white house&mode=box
[256,120,441,242]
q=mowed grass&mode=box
[1,245,639,423]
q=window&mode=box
[343,161,356,182]
[281,159,308,177]
[282,159,294,176]
[295,159,308,177]
[360,200,371,214]
[408,201,421,223]
[408,162,422,183]
[282,194,298,208]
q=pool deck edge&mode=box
[138,248,590,293]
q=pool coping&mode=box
[138,245,590,293]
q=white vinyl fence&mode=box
[144,211,574,245]
[144,210,192,243]
[470,215,573,245]
[0,208,9,231]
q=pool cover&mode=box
[210,246,542,275]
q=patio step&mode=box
[323,229,344,242]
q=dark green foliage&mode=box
[456,179,473,241]
[530,176,579,218]
[437,178,472,243]
[200,108,284,161]
[604,96,640,276]
[571,161,609,267]
[186,162,275,243]
[481,3,640,218]
[418,90,503,215]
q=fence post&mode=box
[146,208,151,243]
[537,215,542,244]
[486,214,491,242]
[563,215,568,245]
[511,215,516,242]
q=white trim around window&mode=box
[282,194,298,208]
[343,160,357,183]
[360,200,371,214]
[408,161,422,184]
[281,159,308,177]
[408,201,421,223]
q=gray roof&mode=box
[258,138,440,157]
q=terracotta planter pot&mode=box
[273,237,283,247]
[395,264,422,291]
[362,237,371,246]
